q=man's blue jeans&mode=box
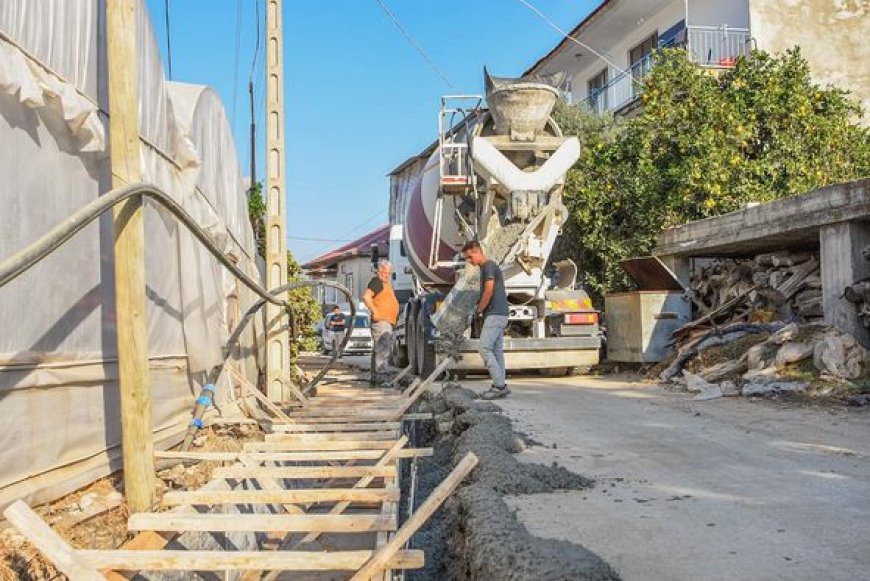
[479,315,508,388]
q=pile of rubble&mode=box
[657,250,869,401]
[687,251,822,332]
[661,321,869,400]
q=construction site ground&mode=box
[454,372,870,581]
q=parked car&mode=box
[321,309,372,355]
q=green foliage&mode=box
[248,181,266,257]
[287,250,322,354]
[554,47,870,299]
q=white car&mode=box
[321,310,372,355]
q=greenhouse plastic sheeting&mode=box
[0,0,263,509]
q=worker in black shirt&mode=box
[326,305,347,357]
[462,240,510,399]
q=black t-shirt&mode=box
[479,260,509,317]
[367,278,385,296]
[327,313,346,331]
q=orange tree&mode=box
[554,47,870,299]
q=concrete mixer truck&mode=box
[391,71,601,377]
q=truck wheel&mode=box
[540,367,570,377]
[416,308,436,378]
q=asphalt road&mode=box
[460,373,870,581]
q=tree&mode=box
[287,250,322,354]
[553,47,870,300]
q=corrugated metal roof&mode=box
[301,224,390,271]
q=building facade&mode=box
[302,225,389,308]
[525,0,868,116]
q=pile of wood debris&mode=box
[658,251,869,400]
[687,251,821,333]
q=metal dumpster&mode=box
[605,257,691,363]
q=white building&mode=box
[525,0,869,116]
[302,225,389,307]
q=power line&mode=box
[515,0,635,82]
[231,0,243,129]
[303,208,388,257]
[373,0,455,90]
[163,0,173,79]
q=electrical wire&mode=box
[373,0,455,90]
[287,236,355,243]
[231,0,243,129]
[516,0,637,83]
[163,0,173,79]
[301,208,388,260]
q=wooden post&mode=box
[265,0,291,401]
[107,0,155,512]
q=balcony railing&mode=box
[582,25,751,114]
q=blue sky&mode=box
[144,0,599,263]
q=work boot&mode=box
[480,385,510,400]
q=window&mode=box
[629,33,658,96]
[587,69,608,113]
[345,273,354,297]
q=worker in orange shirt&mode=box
[362,259,400,386]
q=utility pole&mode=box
[106,0,156,511]
[265,0,291,401]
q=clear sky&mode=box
[143,0,599,263]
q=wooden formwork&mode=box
[3,361,475,580]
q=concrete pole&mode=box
[106,0,156,511]
[265,0,291,401]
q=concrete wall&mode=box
[749,0,870,116]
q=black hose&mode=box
[0,183,287,308]
[215,280,356,396]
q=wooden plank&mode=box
[213,465,396,480]
[389,359,452,421]
[232,367,294,422]
[244,440,396,452]
[161,487,400,506]
[79,549,424,571]
[294,437,407,548]
[2,500,103,581]
[389,364,414,387]
[128,513,395,533]
[107,0,155,514]
[264,431,398,442]
[271,422,402,432]
[350,452,479,580]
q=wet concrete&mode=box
[409,387,620,580]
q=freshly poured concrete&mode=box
[463,375,870,581]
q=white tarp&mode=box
[0,0,262,508]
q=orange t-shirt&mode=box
[367,278,400,325]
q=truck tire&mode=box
[416,307,436,378]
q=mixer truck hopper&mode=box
[392,70,601,377]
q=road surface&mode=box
[459,373,870,581]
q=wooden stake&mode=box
[3,500,103,581]
[212,465,396,480]
[350,452,479,580]
[161,487,400,506]
[107,0,155,512]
